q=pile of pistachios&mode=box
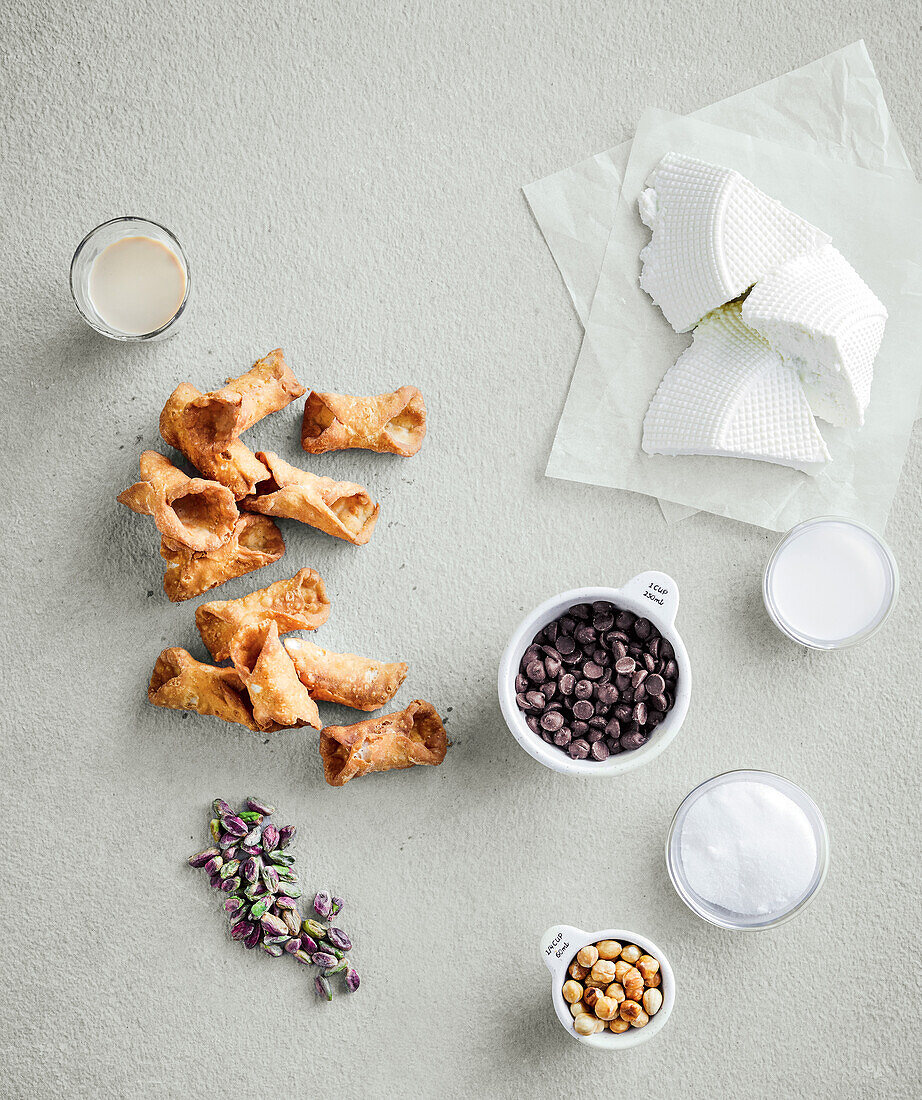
[188,797,359,1000]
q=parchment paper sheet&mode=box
[524,41,917,525]
[544,109,922,533]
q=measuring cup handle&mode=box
[540,925,584,976]
[620,571,680,626]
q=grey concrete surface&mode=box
[2,2,920,1097]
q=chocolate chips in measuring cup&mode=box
[515,602,678,760]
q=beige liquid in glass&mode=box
[89,236,186,335]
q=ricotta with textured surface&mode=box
[639,153,831,332]
[741,245,886,428]
[642,303,830,474]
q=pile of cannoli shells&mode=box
[149,570,448,785]
[118,348,428,601]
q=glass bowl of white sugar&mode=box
[762,517,898,650]
[666,771,829,931]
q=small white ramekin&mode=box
[541,924,675,1049]
[498,572,691,776]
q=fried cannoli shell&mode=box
[118,451,239,552]
[148,647,281,732]
[229,621,321,730]
[160,514,285,602]
[243,451,379,545]
[283,637,408,711]
[319,700,447,786]
[192,349,305,441]
[196,567,330,661]
[302,386,426,456]
[160,383,270,499]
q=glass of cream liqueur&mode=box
[70,217,190,341]
[762,516,898,650]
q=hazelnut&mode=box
[593,996,618,1021]
[583,975,608,989]
[568,960,589,981]
[645,970,661,989]
[573,1013,597,1036]
[590,960,616,986]
[614,960,632,983]
[583,987,603,1010]
[596,939,622,960]
[562,980,583,1004]
[643,988,663,1016]
[605,982,625,1003]
[620,944,642,964]
[619,999,643,1023]
[577,945,599,968]
[569,1001,586,1018]
[636,954,659,981]
[608,1017,630,1033]
[630,1009,650,1029]
[622,966,644,1002]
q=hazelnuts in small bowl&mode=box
[542,926,674,1049]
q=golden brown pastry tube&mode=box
[283,637,408,711]
[196,349,305,441]
[196,567,330,661]
[160,514,285,602]
[229,621,321,730]
[148,647,282,732]
[319,700,447,786]
[301,387,426,456]
[243,451,379,545]
[117,451,239,552]
[160,382,269,499]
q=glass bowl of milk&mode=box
[666,770,829,931]
[70,217,190,341]
[762,517,898,650]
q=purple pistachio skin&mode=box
[293,949,313,966]
[209,873,223,890]
[239,843,261,857]
[242,827,262,848]
[188,848,220,868]
[313,892,332,920]
[203,857,223,877]
[223,897,245,917]
[242,858,260,884]
[230,920,254,941]
[330,897,344,916]
[246,797,275,816]
[244,925,262,949]
[299,935,318,955]
[274,896,297,911]
[260,913,288,938]
[221,815,248,837]
[212,799,231,818]
[314,976,333,1001]
[312,952,337,969]
[325,927,352,952]
[283,937,302,954]
[277,825,296,849]
[345,968,360,993]
[220,877,241,894]
[261,824,280,852]
[218,833,238,849]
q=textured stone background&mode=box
[2,2,920,1097]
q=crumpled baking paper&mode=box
[524,41,919,525]
[543,108,922,533]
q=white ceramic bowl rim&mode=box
[498,572,692,776]
[541,924,675,1049]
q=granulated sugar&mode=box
[678,778,818,917]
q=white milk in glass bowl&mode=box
[70,217,190,341]
[762,517,898,649]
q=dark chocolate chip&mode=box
[615,656,636,674]
[604,717,621,739]
[615,673,632,692]
[633,702,647,725]
[634,618,652,639]
[516,692,532,711]
[606,737,622,754]
[525,690,545,709]
[592,601,615,613]
[647,636,660,659]
[664,660,678,680]
[515,673,529,693]
[645,673,665,696]
[543,681,557,701]
[643,652,656,673]
[540,710,564,732]
[593,612,614,633]
[592,647,609,665]
[568,739,590,759]
[588,716,607,730]
[553,727,572,747]
[572,699,594,721]
[556,635,576,656]
[582,661,603,681]
[660,639,674,661]
[614,704,633,724]
[571,604,592,620]
[596,683,619,706]
[559,616,576,635]
[620,729,648,751]
[590,740,610,760]
[526,661,546,684]
[633,683,646,702]
[543,621,558,644]
[574,679,593,700]
[571,720,589,737]
[647,710,665,727]
[610,639,627,660]
[523,644,542,666]
[615,611,635,631]
[558,673,576,695]
[544,656,561,679]
[648,693,667,712]
[525,715,540,734]
[631,669,648,688]
[575,625,597,645]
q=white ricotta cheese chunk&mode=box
[642,302,830,474]
[639,152,831,332]
[741,245,886,428]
